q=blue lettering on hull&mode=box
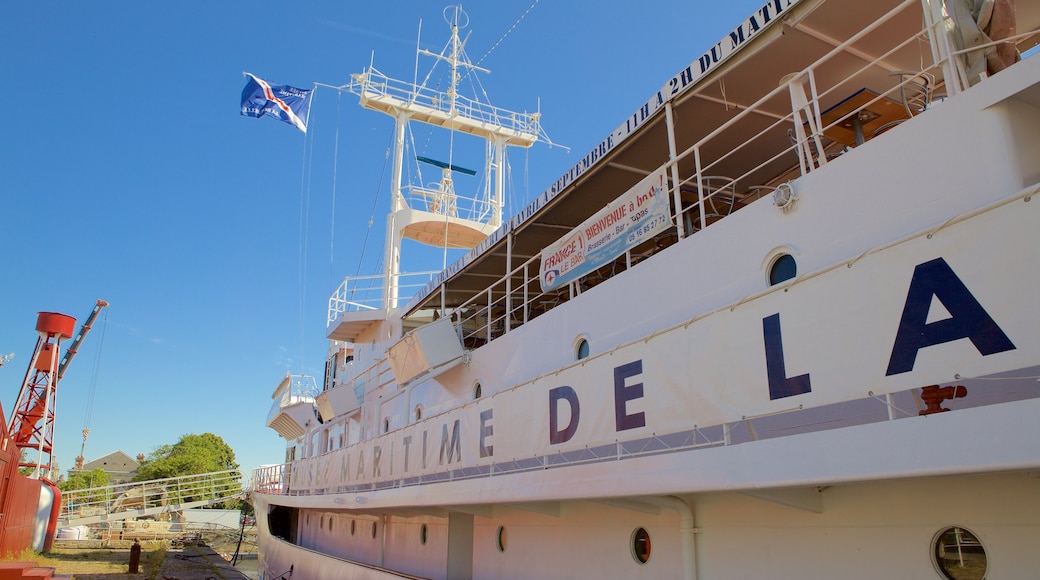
[886,258,1015,375]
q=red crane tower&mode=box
[9,299,108,478]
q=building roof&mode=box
[81,450,139,473]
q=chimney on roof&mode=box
[137,453,145,462]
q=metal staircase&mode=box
[58,469,245,527]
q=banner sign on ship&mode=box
[404,0,804,312]
[539,169,671,292]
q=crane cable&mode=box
[79,306,109,460]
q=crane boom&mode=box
[57,299,108,381]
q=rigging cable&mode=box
[78,306,109,463]
[328,91,342,298]
[470,0,543,218]
[298,85,318,373]
[351,129,396,283]
[472,0,542,69]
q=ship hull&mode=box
[254,467,1040,579]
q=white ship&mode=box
[252,1,1040,578]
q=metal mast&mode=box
[345,5,546,310]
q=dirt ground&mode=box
[7,532,258,579]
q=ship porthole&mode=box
[473,382,483,400]
[383,418,390,433]
[372,521,378,538]
[415,405,423,421]
[496,526,507,552]
[350,519,356,536]
[768,253,797,285]
[631,527,652,564]
[574,336,590,360]
[932,526,987,580]
[420,524,428,545]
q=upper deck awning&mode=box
[398,0,1040,320]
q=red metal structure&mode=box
[0,300,107,555]
[8,300,107,476]
[9,312,76,476]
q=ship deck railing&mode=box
[400,183,496,224]
[395,2,1039,347]
[251,371,1040,497]
[277,374,320,404]
[329,270,442,319]
[350,66,542,138]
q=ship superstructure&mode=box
[253,2,1040,578]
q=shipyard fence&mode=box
[59,469,246,528]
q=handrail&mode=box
[402,184,494,223]
[279,375,319,404]
[351,67,542,137]
[59,469,245,527]
[328,270,441,321]
[253,378,1040,497]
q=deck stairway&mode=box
[58,470,245,528]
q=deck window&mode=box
[631,527,652,564]
[575,337,590,360]
[769,254,797,285]
[496,526,507,552]
[933,527,986,580]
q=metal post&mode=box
[128,539,141,573]
[505,232,513,332]
[665,103,686,239]
[384,112,410,310]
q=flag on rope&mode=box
[240,72,312,133]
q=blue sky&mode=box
[0,1,761,480]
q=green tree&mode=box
[134,433,239,481]
[134,433,242,505]
[60,468,110,492]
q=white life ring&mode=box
[141,521,150,529]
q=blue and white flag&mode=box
[240,72,312,133]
